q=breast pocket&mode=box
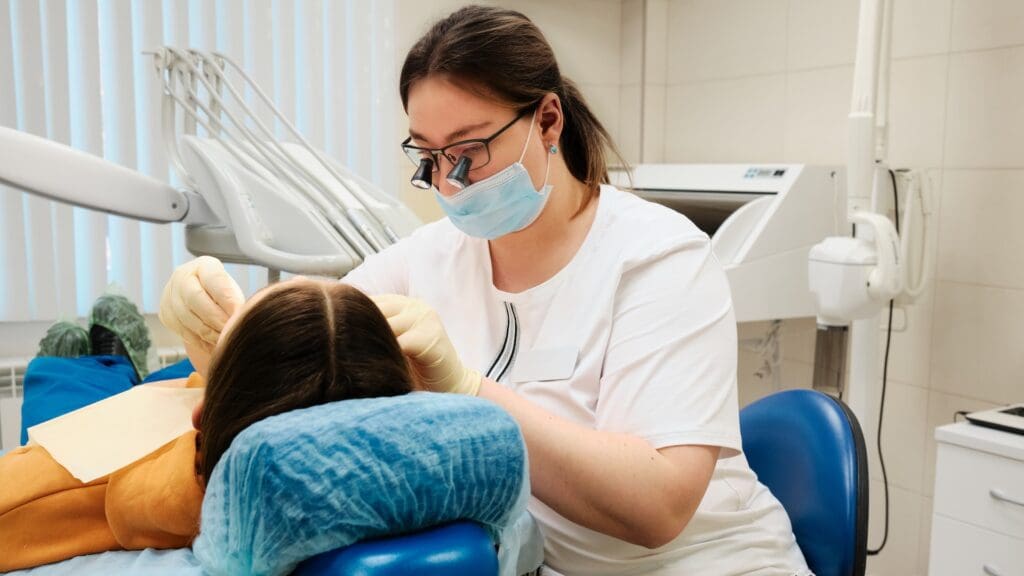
[509,347,579,384]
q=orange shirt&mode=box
[0,374,205,572]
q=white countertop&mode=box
[936,421,1024,462]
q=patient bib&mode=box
[28,384,202,483]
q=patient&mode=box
[0,279,414,571]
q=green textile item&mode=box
[89,294,151,378]
[37,321,91,358]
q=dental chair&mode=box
[740,389,868,576]
[293,521,498,576]
[298,387,871,576]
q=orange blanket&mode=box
[0,376,205,572]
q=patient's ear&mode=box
[406,357,426,391]
[192,400,204,430]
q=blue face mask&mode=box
[434,111,554,240]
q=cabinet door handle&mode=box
[983,564,1002,576]
[989,488,1024,508]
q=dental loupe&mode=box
[446,156,472,190]
[411,158,433,190]
[409,156,472,191]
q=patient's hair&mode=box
[197,281,412,482]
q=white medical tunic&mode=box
[344,185,810,576]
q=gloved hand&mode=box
[159,256,244,353]
[371,294,482,396]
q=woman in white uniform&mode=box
[160,6,811,575]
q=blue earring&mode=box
[549,144,558,154]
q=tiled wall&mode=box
[631,1,1024,574]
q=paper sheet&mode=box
[27,384,204,482]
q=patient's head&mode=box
[197,279,412,482]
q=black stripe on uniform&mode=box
[485,302,512,380]
[495,303,520,383]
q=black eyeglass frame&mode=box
[400,108,532,173]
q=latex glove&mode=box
[371,294,482,396]
[159,256,244,353]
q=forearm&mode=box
[477,378,711,548]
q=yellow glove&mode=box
[371,294,482,396]
[158,256,244,353]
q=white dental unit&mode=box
[614,163,845,324]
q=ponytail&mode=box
[557,77,623,210]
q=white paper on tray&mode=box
[27,385,203,482]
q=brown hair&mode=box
[197,281,413,482]
[400,5,625,212]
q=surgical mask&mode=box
[434,111,554,240]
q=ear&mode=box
[537,92,564,147]
[405,357,428,392]
[192,399,204,430]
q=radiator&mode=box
[0,358,27,452]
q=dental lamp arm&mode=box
[0,126,189,223]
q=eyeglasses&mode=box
[401,109,530,186]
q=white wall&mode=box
[638,1,1024,574]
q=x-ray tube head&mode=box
[446,156,472,190]
[411,158,433,190]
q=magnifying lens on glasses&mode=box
[410,156,474,191]
[411,158,433,190]
[446,156,472,190]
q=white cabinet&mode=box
[929,422,1024,576]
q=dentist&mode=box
[160,6,809,575]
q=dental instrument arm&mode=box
[3,42,424,283]
[0,126,190,223]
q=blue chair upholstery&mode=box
[740,389,868,576]
[292,521,498,576]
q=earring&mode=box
[549,144,558,154]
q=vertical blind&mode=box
[0,0,398,322]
